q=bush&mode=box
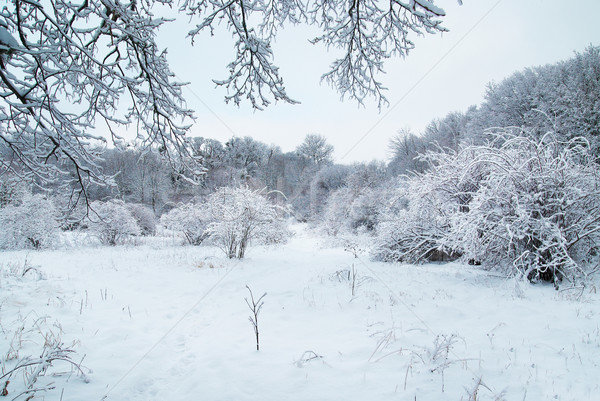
[375,133,600,284]
[0,194,60,249]
[87,200,140,245]
[126,203,157,236]
[448,135,600,283]
[373,178,458,263]
[205,187,289,258]
[322,186,386,236]
[373,146,480,263]
[160,202,209,245]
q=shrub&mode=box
[0,194,60,249]
[87,200,140,245]
[160,202,209,245]
[206,187,288,258]
[448,135,600,283]
[375,133,600,284]
[126,203,157,236]
[373,146,481,263]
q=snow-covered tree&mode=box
[224,136,270,177]
[0,2,195,203]
[186,0,448,108]
[0,173,28,207]
[308,164,350,218]
[465,46,600,152]
[205,187,288,258]
[0,194,60,249]
[160,202,210,245]
[87,200,140,246]
[388,128,428,175]
[296,134,335,167]
[320,161,388,235]
[1,0,449,199]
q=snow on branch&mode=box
[309,0,447,107]
[376,132,600,285]
[0,0,195,207]
[1,0,450,205]
[185,0,448,108]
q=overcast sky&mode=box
[159,0,600,164]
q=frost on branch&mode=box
[309,0,447,107]
[185,0,302,109]
[184,0,448,108]
[87,200,141,246]
[0,1,194,206]
[0,194,60,250]
[376,133,600,284]
[205,186,289,258]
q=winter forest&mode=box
[1,1,600,400]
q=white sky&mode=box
[157,0,600,163]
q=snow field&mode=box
[1,225,599,400]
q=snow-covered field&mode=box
[1,225,599,400]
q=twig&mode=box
[245,285,266,351]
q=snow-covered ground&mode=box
[1,225,599,400]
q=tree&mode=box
[0,173,28,207]
[224,136,270,177]
[318,161,388,235]
[0,194,60,249]
[465,46,600,152]
[388,128,427,175]
[296,134,334,166]
[1,0,449,200]
[0,2,194,205]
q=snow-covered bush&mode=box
[160,203,210,245]
[375,133,600,284]
[87,200,140,246]
[374,177,459,263]
[374,147,484,263]
[0,175,28,207]
[0,194,60,249]
[321,187,384,236]
[320,162,388,236]
[321,187,352,236]
[260,217,292,245]
[447,135,600,283]
[206,187,288,258]
[126,203,156,236]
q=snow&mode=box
[0,26,19,51]
[1,224,599,400]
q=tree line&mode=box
[1,45,599,285]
